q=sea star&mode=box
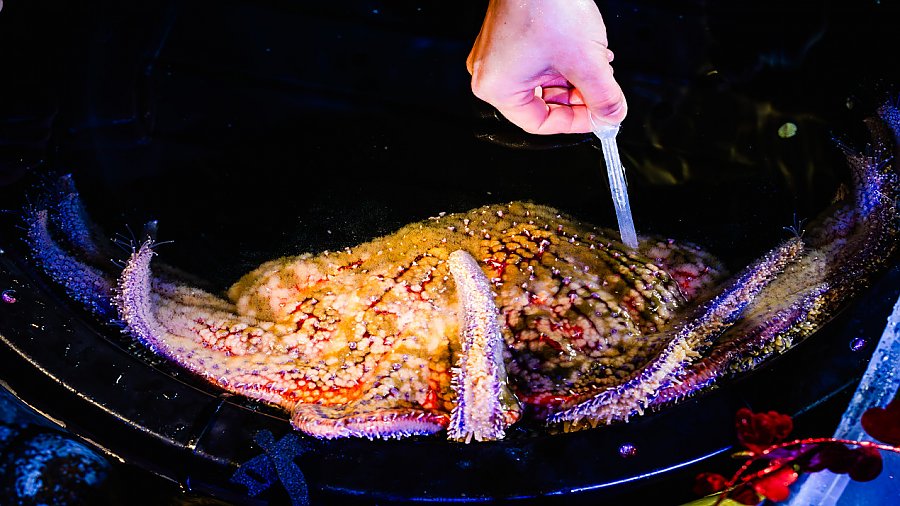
[24,103,900,441]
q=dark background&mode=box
[0,0,898,504]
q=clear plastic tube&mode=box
[590,113,638,249]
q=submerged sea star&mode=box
[24,104,900,441]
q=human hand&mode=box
[467,0,627,135]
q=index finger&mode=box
[492,88,593,135]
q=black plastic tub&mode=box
[1,1,899,504]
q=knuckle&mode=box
[470,79,492,101]
[470,74,504,102]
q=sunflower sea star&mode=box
[24,104,900,441]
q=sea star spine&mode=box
[447,250,520,442]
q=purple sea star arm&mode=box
[650,283,830,407]
[548,237,804,427]
[50,174,111,265]
[447,250,521,442]
[652,103,900,406]
[291,403,447,440]
[24,208,116,319]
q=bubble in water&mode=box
[850,338,867,351]
[618,443,637,458]
[1,290,16,304]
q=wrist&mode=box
[487,0,606,37]
[488,0,600,15]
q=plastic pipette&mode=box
[590,113,638,249]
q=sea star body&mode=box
[24,104,900,441]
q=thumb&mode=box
[563,50,627,126]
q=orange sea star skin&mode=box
[28,191,726,440]
[140,202,725,439]
[221,201,725,411]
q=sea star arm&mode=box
[24,207,117,319]
[120,240,452,440]
[49,174,112,265]
[547,237,804,427]
[446,250,521,442]
[116,240,316,406]
[29,181,453,441]
[650,282,830,407]
[291,402,448,440]
[652,103,900,405]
